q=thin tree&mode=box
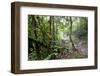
[69,17,77,51]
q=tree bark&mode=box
[69,17,77,51]
[31,15,41,59]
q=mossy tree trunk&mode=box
[31,15,41,60]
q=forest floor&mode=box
[28,36,88,60]
[56,37,88,59]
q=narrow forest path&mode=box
[56,39,88,59]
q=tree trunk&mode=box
[52,16,55,41]
[48,16,54,54]
[31,15,41,60]
[50,16,52,36]
[69,17,77,51]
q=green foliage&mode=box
[73,17,88,39]
[28,15,88,60]
[44,53,58,60]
